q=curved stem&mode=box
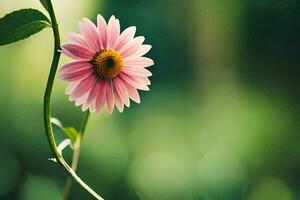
[43,0,62,167]
[43,1,103,199]
[63,111,90,200]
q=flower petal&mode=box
[61,44,94,60]
[65,81,79,95]
[119,73,150,91]
[97,14,108,49]
[122,66,152,77]
[124,57,154,68]
[124,82,141,103]
[106,81,115,113]
[74,93,89,108]
[119,36,145,58]
[70,75,97,100]
[113,83,124,112]
[139,77,151,85]
[79,18,101,53]
[89,101,97,113]
[126,44,152,58]
[59,61,92,74]
[82,80,100,111]
[59,68,93,81]
[107,16,120,49]
[95,80,106,113]
[67,32,88,47]
[114,26,136,51]
[113,77,130,107]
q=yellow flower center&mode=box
[90,49,124,79]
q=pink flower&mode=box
[59,15,154,113]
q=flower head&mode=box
[60,15,154,113]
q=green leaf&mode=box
[39,0,50,12]
[51,117,79,144]
[0,9,51,46]
[63,127,79,144]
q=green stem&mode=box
[80,111,91,135]
[43,1,103,199]
[43,0,62,167]
[62,111,90,200]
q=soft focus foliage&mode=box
[0,0,299,199]
[0,9,50,46]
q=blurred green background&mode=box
[0,0,300,199]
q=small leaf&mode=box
[63,127,79,144]
[0,9,51,46]
[51,118,79,144]
[39,0,50,12]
